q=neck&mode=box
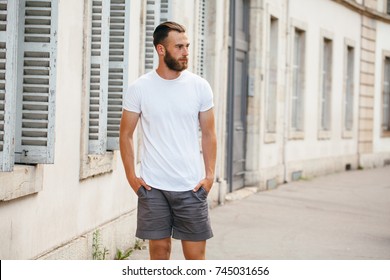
[156,65,182,80]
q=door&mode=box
[227,0,249,192]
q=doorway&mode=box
[226,0,250,192]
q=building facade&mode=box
[0,0,389,259]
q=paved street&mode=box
[131,166,390,260]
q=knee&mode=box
[184,249,205,260]
[182,241,206,260]
[149,239,171,260]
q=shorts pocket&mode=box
[136,186,146,197]
[193,187,208,201]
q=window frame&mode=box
[342,39,356,138]
[264,15,279,142]
[1,0,58,201]
[1,0,58,172]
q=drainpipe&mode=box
[226,0,236,192]
[282,0,290,183]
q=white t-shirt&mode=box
[123,70,214,191]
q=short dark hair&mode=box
[153,21,186,47]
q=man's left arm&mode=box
[194,108,217,193]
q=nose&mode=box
[182,46,189,56]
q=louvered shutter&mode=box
[197,0,206,77]
[14,0,58,164]
[144,0,161,73]
[88,0,110,154]
[159,0,171,23]
[106,0,129,150]
[384,58,390,130]
[144,0,171,73]
[0,0,17,171]
[345,47,354,131]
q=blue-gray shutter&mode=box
[88,0,110,154]
[196,0,206,77]
[144,0,171,73]
[345,46,354,131]
[384,57,390,130]
[144,0,160,73]
[106,0,129,150]
[0,0,18,171]
[14,0,58,164]
[159,0,171,22]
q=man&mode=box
[119,21,217,260]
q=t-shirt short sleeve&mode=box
[199,80,214,112]
[123,84,141,113]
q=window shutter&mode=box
[159,0,171,23]
[0,0,17,171]
[345,47,354,131]
[144,0,161,73]
[384,58,390,131]
[292,29,304,131]
[14,0,58,164]
[106,0,129,150]
[88,0,110,154]
[321,39,332,131]
[196,0,206,77]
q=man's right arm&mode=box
[119,110,150,193]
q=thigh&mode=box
[168,188,213,241]
[136,187,173,240]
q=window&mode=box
[344,45,355,132]
[266,17,278,134]
[291,28,305,133]
[88,0,129,154]
[144,0,172,73]
[0,0,58,172]
[80,0,130,178]
[383,56,390,135]
[320,38,332,132]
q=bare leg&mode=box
[181,240,206,260]
[149,237,172,260]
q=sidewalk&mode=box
[130,166,390,260]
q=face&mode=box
[160,31,190,72]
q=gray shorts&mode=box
[136,186,213,241]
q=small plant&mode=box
[114,239,146,260]
[115,247,133,260]
[133,238,145,250]
[92,230,109,260]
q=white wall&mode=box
[286,0,360,164]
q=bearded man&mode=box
[120,21,217,260]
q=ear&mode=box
[156,44,165,56]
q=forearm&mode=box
[119,134,137,184]
[201,132,217,180]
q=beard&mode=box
[164,49,188,72]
